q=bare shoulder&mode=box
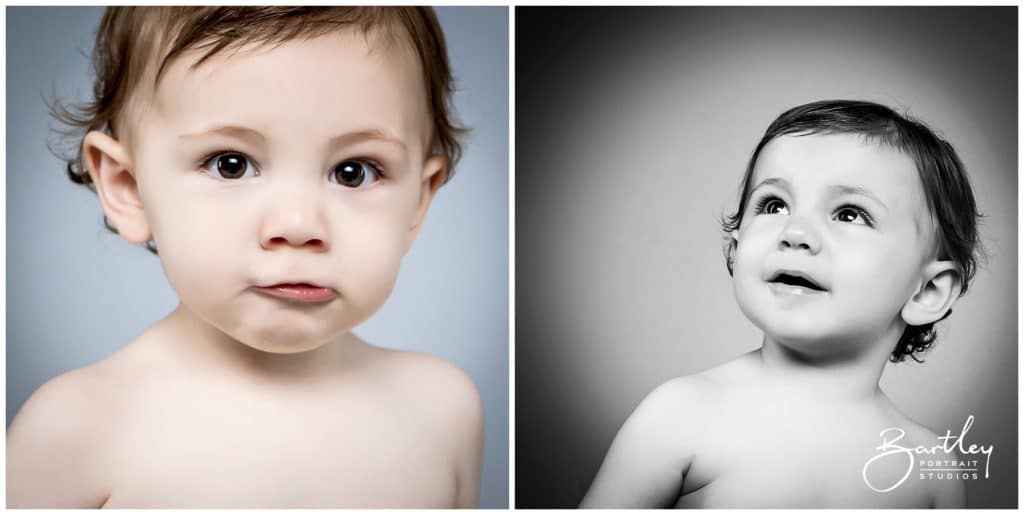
[361,348,484,506]
[912,423,967,508]
[579,373,718,508]
[637,356,745,417]
[636,365,737,442]
[910,423,967,508]
[9,364,115,436]
[5,331,174,508]
[7,363,119,508]
[358,347,483,447]
[636,348,768,422]
[8,359,124,444]
[368,349,482,411]
[639,373,718,421]
[883,409,967,508]
[609,373,717,456]
[884,409,947,454]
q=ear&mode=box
[82,131,152,244]
[901,260,961,326]
[725,230,739,275]
[405,154,447,251]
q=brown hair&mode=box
[50,7,465,252]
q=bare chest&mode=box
[101,385,454,508]
[676,405,933,508]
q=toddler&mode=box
[7,7,482,508]
[581,100,982,508]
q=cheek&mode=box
[138,169,421,312]
[832,236,923,311]
[151,200,253,309]
[326,192,420,304]
[334,218,405,298]
[140,168,251,237]
[838,232,918,279]
[733,220,778,273]
[137,177,261,305]
[731,223,774,312]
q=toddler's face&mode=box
[127,29,442,353]
[731,133,935,350]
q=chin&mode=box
[765,332,834,354]
[241,325,336,354]
[765,330,830,350]
[748,312,834,348]
[246,340,327,355]
[761,320,888,361]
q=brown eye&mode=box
[331,160,381,189]
[203,153,253,179]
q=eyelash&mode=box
[196,150,387,182]
[834,204,875,227]
[751,195,782,215]
[750,194,875,227]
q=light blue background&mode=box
[5,6,508,508]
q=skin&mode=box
[581,134,966,508]
[7,29,483,508]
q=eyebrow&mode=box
[827,184,889,212]
[748,177,790,196]
[178,124,407,151]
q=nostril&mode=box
[264,236,327,250]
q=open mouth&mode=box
[768,272,827,292]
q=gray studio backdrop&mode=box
[6,6,508,508]
[516,6,1016,508]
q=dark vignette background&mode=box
[516,6,1016,508]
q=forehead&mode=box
[753,133,934,233]
[753,133,923,202]
[147,29,428,148]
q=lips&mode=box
[255,282,337,303]
[767,270,827,292]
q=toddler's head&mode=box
[722,100,982,363]
[50,7,465,353]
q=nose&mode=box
[259,188,330,252]
[777,216,821,254]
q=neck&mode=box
[155,303,357,385]
[754,332,896,403]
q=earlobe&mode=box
[405,155,447,251]
[901,261,961,326]
[82,131,152,244]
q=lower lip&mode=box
[768,282,827,296]
[255,284,337,303]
